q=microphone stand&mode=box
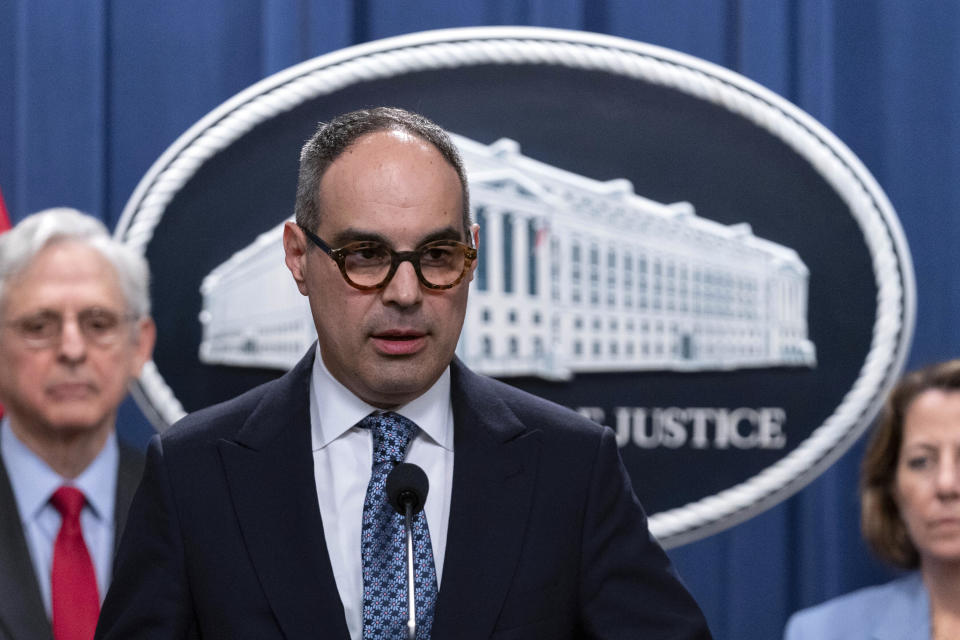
[404,500,416,640]
[387,463,428,640]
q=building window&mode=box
[590,244,599,304]
[482,336,493,357]
[607,248,617,307]
[509,336,518,355]
[476,207,487,291]
[623,253,633,307]
[571,242,581,303]
[528,218,539,296]
[503,214,514,293]
[551,237,561,301]
[638,256,647,308]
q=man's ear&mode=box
[283,221,310,296]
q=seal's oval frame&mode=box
[116,26,915,548]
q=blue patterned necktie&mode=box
[361,412,439,640]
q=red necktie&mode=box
[49,486,100,640]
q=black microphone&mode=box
[385,463,429,640]
[386,462,429,515]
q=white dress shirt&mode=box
[0,417,118,615]
[310,350,455,640]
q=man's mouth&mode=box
[371,330,427,356]
[47,382,97,400]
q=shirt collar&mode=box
[309,347,454,452]
[0,417,117,524]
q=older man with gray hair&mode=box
[0,208,155,640]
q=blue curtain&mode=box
[3,2,959,638]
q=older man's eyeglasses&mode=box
[2,308,136,349]
[300,226,477,291]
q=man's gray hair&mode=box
[0,207,151,317]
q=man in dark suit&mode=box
[0,208,155,640]
[97,107,712,639]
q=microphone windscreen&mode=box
[385,462,429,515]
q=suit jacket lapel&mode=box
[113,442,144,555]
[432,360,540,638]
[217,348,350,640]
[0,454,52,640]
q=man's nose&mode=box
[57,318,88,362]
[381,260,423,307]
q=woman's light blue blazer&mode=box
[784,573,930,640]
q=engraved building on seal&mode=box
[197,133,816,380]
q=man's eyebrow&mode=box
[329,228,391,246]
[14,308,61,320]
[419,226,465,245]
[330,226,465,248]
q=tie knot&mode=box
[50,486,86,521]
[361,412,417,464]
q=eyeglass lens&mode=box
[341,241,469,288]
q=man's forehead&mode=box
[325,224,466,248]
[316,129,462,223]
[324,131,449,183]
[5,242,125,310]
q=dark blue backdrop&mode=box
[3,2,959,638]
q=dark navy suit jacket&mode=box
[96,348,712,639]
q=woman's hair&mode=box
[860,359,960,568]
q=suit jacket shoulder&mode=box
[783,573,929,640]
[160,346,314,453]
[450,358,606,440]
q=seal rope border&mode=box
[115,26,915,547]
